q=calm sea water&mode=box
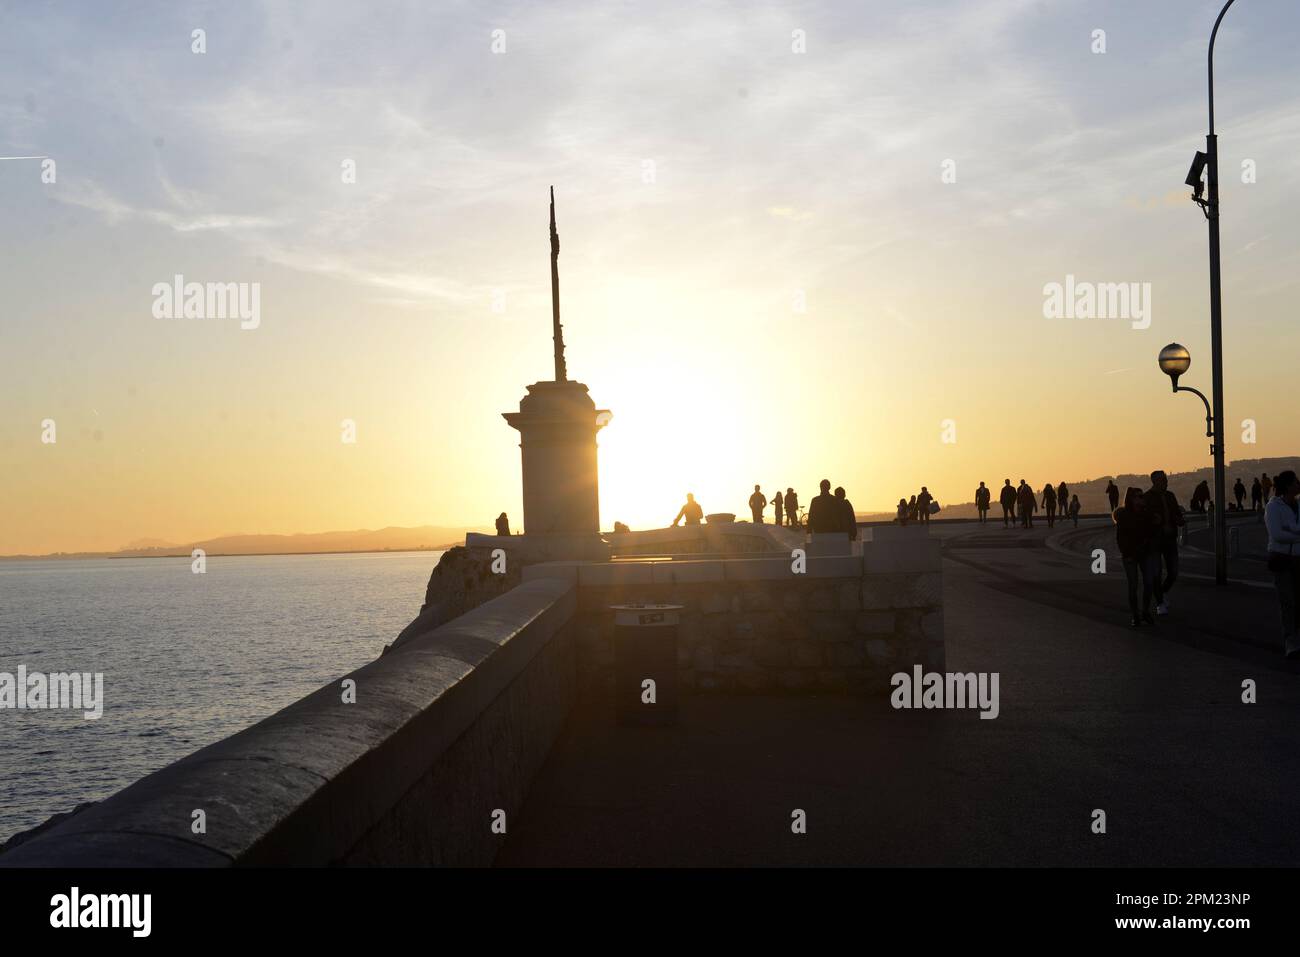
[0,550,443,844]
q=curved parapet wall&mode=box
[608,521,794,557]
[0,578,577,868]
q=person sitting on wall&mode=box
[495,512,510,536]
[613,521,630,533]
[808,479,839,534]
[673,493,704,527]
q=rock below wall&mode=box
[388,546,522,652]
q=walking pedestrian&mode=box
[1000,479,1016,528]
[1143,470,1185,616]
[1114,487,1157,626]
[975,482,991,524]
[1041,482,1057,528]
[1265,469,1300,659]
[1016,480,1035,529]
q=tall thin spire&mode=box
[549,186,567,382]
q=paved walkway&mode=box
[497,523,1300,866]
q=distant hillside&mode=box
[936,456,1300,518]
[2,526,488,560]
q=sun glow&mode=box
[596,368,757,532]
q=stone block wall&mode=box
[525,531,944,696]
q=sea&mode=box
[0,550,443,845]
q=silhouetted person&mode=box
[785,488,799,528]
[1016,480,1035,528]
[1262,473,1273,502]
[808,479,839,533]
[999,479,1016,528]
[1234,477,1246,510]
[773,489,785,526]
[749,485,767,523]
[1143,470,1184,616]
[673,493,703,526]
[495,512,510,536]
[613,521,630,533]
[1265,469,1300,659]
[896,497,910,525]
[908,494,918,522]
[1252,477,1263,512]
[1057,481,1068,515]
[1069,494,1081,527]
[1189,479,1211,513]
[1041,482,1057,527]
[1114,486,1157,626]
[917,486,933,525]
[975,482,990,524]
[1105,479,1120,512]
[833,486,858,541]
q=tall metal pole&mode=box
[549,186,567,382]
[1205,0,1237,585]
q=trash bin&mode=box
[611,603,682,727]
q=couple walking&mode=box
[1111,470,1184,626]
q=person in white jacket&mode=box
[1265,469,1300,659]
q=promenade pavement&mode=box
[497,519,1300,866]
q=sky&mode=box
[2,0,1299,554]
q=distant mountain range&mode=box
[930,456,1300,519]
[2,526,489,560]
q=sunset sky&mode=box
[3,0,1299,555]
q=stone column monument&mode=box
[499,189,611,559]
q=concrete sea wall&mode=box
[1,525,944,866]
[0,578,576,867]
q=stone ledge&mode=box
[0,578,577,868]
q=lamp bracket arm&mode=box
[1175,383,1215,435]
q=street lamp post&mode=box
[1183,0,1238,586]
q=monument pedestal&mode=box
[501,379,610,560]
